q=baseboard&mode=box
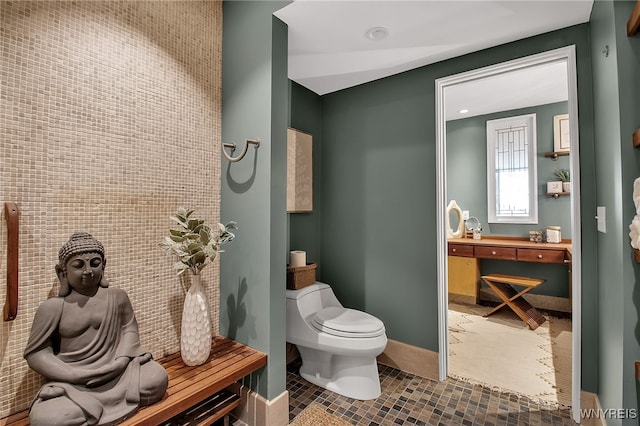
[229,383,289,426]
[449,293,477,305]
[479,287,572,313]
[377,338,439,381]
[580,391,607,426]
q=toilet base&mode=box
[297,346,382,400]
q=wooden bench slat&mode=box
[158,389,241,426]
[168,352,258,391]
[194,398,241,426]
[169,352,266,396]
[1,337,267,426]
[128,351,266,426]
[166,343,251,378]
[183,390,241,426]
[162,337,235,373]
[0,411,28,426]
[481,273,545,287]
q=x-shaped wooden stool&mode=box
[481,273,546,330]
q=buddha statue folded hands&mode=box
[24,232,168,426]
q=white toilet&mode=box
[286,282,387,400]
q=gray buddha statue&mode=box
[24,232,168,426]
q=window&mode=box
[487,114,537,224]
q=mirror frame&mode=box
[435,46,581,422]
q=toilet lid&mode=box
[311,307,385,338]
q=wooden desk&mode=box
[447,236,571,305]
[448,237,571,263]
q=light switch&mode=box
[596,206,606,233]
[462,210,470,220]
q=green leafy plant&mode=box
[160,207,237,275]
[554,169,570,182]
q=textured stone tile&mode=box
[287,363,575,425]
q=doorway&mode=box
[435,46,582,423]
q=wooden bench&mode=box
[1,336,267,426]
[481,273,547,330]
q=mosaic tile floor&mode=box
[287,362,577,425]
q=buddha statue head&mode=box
[56,232,109,296]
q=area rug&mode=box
[289,404,353,426]
[448,302,572,408]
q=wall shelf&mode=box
[547,192,570,198]
[633,129,640,148]
[628,0,640,36]
[544,151,570,160]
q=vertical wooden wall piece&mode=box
[286,128,313,213]
[4,202,19,321]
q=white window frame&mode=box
[486,113,538,224]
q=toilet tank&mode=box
[286,282,342,318]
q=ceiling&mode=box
[444,59,568,121]
[273,0,593,118]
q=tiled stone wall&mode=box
[0,1,222,418]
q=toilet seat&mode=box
[311,307,385,338]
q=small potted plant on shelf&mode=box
[555,169,570,193]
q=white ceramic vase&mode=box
[180,273,212,366]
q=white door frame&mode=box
[435,45,582,423]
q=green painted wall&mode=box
[615,0,640,419]
[591,1,624,417]
[447,102,572,237]
[447,102,571,297]
[321,68,437,349]
[288,82,323,273]
[316,25,598,391]
[591,1,640,423]
[221,0,290,400]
